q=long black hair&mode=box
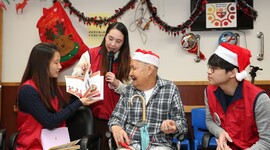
[20,42,66,112]
[100,22,131,82]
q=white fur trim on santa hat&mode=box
[214,45,238,67]
[236,71,248,81]
[132,50,160,67]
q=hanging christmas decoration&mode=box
[0,1,7,11]
[181,33,197,51]
[181,33,206,60]
[237,0,258,19]
[145,0,208,36]
[16,0,28,14]
[53,0,137,26]
[51,0,258,36]
[37,1,90,71]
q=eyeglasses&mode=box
[208,66,224,73]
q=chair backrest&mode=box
[8,132,18,150]
[0,129,6,150]
[191,108,208,145]
[66,106,94,141]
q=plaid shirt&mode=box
[108,76,188,147]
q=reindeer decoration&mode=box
[44,21,76,57]
[16,0,28,14]
[0,1,7,11]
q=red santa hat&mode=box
[214,43,252,81]
[132,49,160,67]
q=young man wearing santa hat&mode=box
[205,42,270,150]
[108,49,188,150]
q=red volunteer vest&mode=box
[207,80,263,149]
[88,47,120,120]
[16,80,65,150]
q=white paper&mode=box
[41,127,70,150]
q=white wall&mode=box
[2,0,270,82]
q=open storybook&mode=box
[65,71,104,100]
[48,140,80,150]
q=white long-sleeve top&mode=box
[72,51,131,94]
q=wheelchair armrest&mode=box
[175,132,191,150]
[0,129,6,150]
[177,132,185,141]
[202,132,215,150]
[80,134,102,150]
[8,133,19,150]
[106,131,117,149]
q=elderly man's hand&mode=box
[216,131,233,150]
[160,120,177,134]
[111,125,130,148]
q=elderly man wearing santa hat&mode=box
[108,49,188,150]
[205,42,270,150]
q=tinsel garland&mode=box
[145,0,207,36]
[53,0,258,36]
[53,0,137,26]
[237,0,258,20]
